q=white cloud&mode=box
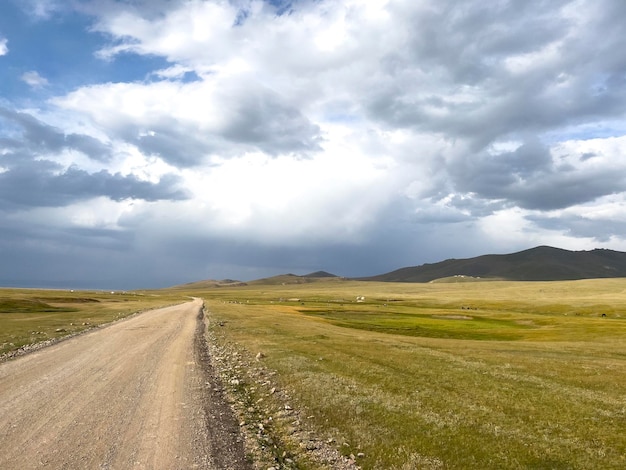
[152,65,195,80]
[24,0,62,19]
[21,71,49,88]
[184,148,394,241]
[0,37,8,56]
[93,1,238,64]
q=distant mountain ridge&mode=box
[247,272,340,285]
[168,272,341,289]
[169,246,626,289]
[360,246,626,282]
[303,271,338,278]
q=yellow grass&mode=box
[187,279,626,469]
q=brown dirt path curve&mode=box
[0,298,251,470]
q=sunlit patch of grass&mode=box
[189,279,626,469]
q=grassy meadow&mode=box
[3,279,625,468]
[188,278,626,469]
[0,288,186,356]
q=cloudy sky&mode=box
[1,0,626,289]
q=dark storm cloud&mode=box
[0,236,136,289]
[448,140,626,211]
[504,170,626,211]
[135,128,212,167]
[369,0,626,151]
[0,213,134,251]
[218,85,322,155]
[114,118,216,168]
[412,195,503,223]
[140,234,379,281]
[0,108,112,161]
[103,84,321,167]
[0,107,189,208]
[0,210,136,288]
[0,160,188,209]
[527,213,626,243]
[397,0,570,84]
[139,196,499,283]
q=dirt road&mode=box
[0,299,250,469]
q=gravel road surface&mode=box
[0,299,250,469]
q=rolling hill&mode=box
[170,246,626,288]
[360,246,626,282]
[170,272,341,289]
[247,272,341,285]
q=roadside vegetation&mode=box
[183,278,626,469]
[0,288,185,357]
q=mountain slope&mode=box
[303,271,338,278]
[247,272,342,285]
[361,246,626,282]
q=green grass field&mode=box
[3,279,626,468]
[187,279,626,469]
[0,288,185,356]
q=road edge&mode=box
[195,301,254,470]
